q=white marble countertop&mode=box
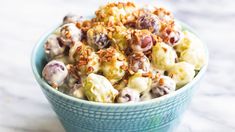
[1,0,235,132]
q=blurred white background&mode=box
[0,0,235,132]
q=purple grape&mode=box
[130,30,154,52]
[116,88,140,103]
[151,76,176,97]
[42,60,68,88]
[59,23,82,46]
[93,33,111,49]
[136,14,160,34]
[128,52,150,74]
[44,34,65,60]
[161,28,181,46]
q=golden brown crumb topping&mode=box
[97,47,116,63]
[75,45,93,66]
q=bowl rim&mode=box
[31,21,209,107]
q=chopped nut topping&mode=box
[87,66,94,73]
[97,47,116,63]
[120,64,128,70]
[142,72,152,78]
[159,78,165,86]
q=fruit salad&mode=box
[42,2,206,103]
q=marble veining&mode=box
[0,0,235,131]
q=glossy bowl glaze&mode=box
[31,21,208,132]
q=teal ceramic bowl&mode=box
[31,21,208,132]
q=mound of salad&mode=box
[42,2,206,103]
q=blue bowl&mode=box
[31,22,208,132]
